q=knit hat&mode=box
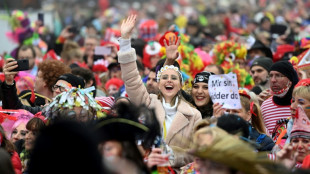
[57,73,85,88]
[291,106,310,139]
[250,57,273,72]
[270,61,298,85]
[193,71,214,84]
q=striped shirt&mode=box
[261,97,291,136]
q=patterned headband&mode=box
[156,65,183,83]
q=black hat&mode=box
[57,73,85,88]
[250,57,273,72]
[95,102,160,149]
[270,61,299,85]
[248,40,273,59]
[193,71,215,84]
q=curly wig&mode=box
[38,59,71,92]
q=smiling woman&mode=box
[190,71,214,118]
[118,15,202,170]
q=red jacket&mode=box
[11,151,22,174]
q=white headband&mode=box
[156,65,183,83]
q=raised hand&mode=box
[164,35,180,65]
[3,58,18,85]
[121,15,137,39]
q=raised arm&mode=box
[164,35,180,66]
[118,15,152,106]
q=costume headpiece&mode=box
[156,65,183,83]
[291,105,310,139]
[42,87,105,120]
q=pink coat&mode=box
[119,48,202,168]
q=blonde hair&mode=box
[293,85,310,101]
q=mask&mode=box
[271,81,292,98]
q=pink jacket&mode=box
[118,48,202,168]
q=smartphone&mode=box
[38,13,44,26]
[68,26,78,34]
[12,59,30,71]
[94,46,112,55]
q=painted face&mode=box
[11,123,27,143]
[146,71,159,94]
[25,130,36,151]
[291,137,310,163]
[107,84,119,96]
[52,80,72,97]
[269,71,290,93]
[290,95,310,117]
[250,66,269,85]
[191,82,210,107]
[34,71,46,94]
[226,108,251,121]
[158,69,182,102]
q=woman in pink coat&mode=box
[118,15,202,170]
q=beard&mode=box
[146,86,158,94]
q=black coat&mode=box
[1,81,42,114]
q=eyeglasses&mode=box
[52,85,67,92]
[269,74,285,80]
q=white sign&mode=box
[94,46,111,55]
[208,73,241,109]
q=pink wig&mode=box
[1,110,33,139]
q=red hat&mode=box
[92,59,108,73]
[295,78,310,88]
[291,106,310,139]
[105,78,124,90]
[143,41,162,68]
[273,44,295,62]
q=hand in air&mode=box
[121,15,137,39]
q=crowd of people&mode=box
[1,0,310,173]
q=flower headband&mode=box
[156,65,183,83]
